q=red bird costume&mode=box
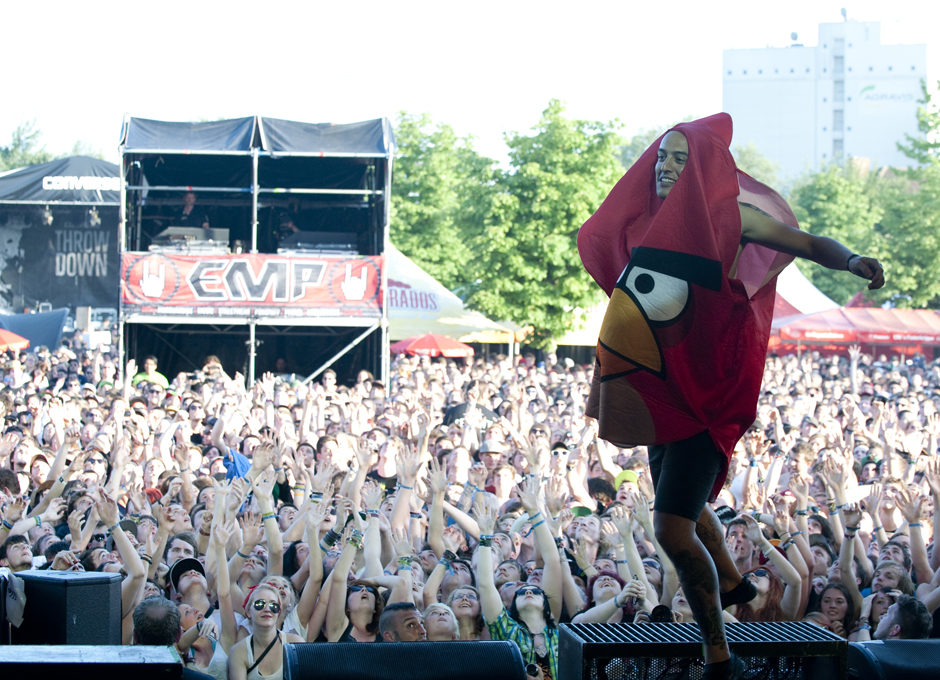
[578,113,797,501]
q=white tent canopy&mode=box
[387,244,513,343]
[557,263,838,346]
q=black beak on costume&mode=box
[598,247,722,381]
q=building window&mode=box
[834,56,844,75]
[888,66,893,71]
[833,139,844,161]
[833,110,844,132]
[806,68,810,73]
[823,127,828,132]
[824,68,827,73]
[912,65,917,70]
[834,80,844,103]
[848,67,852,72]
[790,68,795,73]
[869,66,873,71]
[758,69,762,74]
[775,68,779,73]
[823,97,828,102]
[727,70,732,75]
[743,70,747,75]
[835,39,844,52]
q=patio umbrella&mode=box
[0,328,29,352]
[389,333,474,358]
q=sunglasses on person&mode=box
[452,591,479,602]
[349,585,376,595]
[91,533,107,543]
[516,587,544,597]
[750,569,770,579]
[252,599,281,614]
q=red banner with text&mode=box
[122,252,383,320]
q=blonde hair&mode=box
[423,603,459,639]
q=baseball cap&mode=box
[613,469,639,489]
[169,557,206,591]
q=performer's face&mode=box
[655,131,688,199]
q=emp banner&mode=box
[122,252,383,320]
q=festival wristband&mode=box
[236,549,250,559]
[477,535,493,548]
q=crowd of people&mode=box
[0,341,937,679]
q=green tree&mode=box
[0,120,55,171]
[732,141,779,187]
[466,100,623,346]
[789,165,885,305]
[390,113,496,289]
[897,79,940,165]
[619,116,693,169]
[871,165,940,307]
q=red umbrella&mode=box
[390,333,474,358]
[0,328,29,352]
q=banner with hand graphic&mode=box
[122,252,383,321]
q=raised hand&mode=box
[517,475,541,517]
[545,474,567,518]
[609,504,634,538]
[164,477,183,501]
[925,458,940,498]
[311,461,342,494]
[473,499,497,535]
[427,456,447,496]
[631,490,653,527]
[897,488,925,526]
[239,511,264,548]
[772,508,791,537]
[842,502,863,529]
[740,514,766,546]
[600,520,623,548]
[392,528,412,558]
[467,462,487,490]
[213,519,236,549]
[94,489,119,527]
[789,474,811,506]
[442,525,463,553]
[573,536,594,572]
[862,482,883,517]
[361,480,384,511]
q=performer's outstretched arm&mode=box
[739,203,885,289]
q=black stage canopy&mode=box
[0,156,120,205]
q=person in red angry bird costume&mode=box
[578,113,884,680]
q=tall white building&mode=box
[722,21,926,179]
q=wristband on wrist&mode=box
[530,519,545,530]
[348,530,364,550]
[367,510,379,518]
[781,539,796,551]
[398,483,413,490]
[200,529,211,537]
[324,529,341,546]
[858,623,871,631]
[35,516,42,527]
[410,512,422,519]
[236,549,250,559]
[57,476,66,484]
[847,253,860,271]
[909,522,923,528]
[292,485,305,491]
[1,519,13,530]
[795,510,808,516]
[398,555,413,568]
[791,530,804,538]
[477,535,493,548]
[872,526,883,533]
[140,555,153,564]
[529,511,542,522]
[261,512,276,522]
[614,559,628,564]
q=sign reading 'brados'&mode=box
[122,252,382,319]
[42,176,121,192]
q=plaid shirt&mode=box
[485,608,558,679]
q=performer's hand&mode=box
[848,256,885,290]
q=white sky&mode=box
[3,1,940,164]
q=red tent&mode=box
[0,328,29,352]
[771,308,940,356]
[389,333,474,358]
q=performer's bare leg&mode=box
[654,511,729,665]
[696,506,743,591]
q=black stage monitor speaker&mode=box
[848,640,940,679]
[558,621,848,680]
[0,645,181,680]
[283,640,526,680]
[11,570,121,645]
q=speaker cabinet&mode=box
[848,640,940,679]
[283,640,526,680]
[0,645,181,679]
[558,621,848,680]
[11,570,122,645]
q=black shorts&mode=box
[648,430,724,522]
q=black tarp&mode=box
[0,309,69,350]
[122,117,257,153]
[120,116,395,157]
[261,117,394,156]
[0,156,120,204]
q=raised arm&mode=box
[517,476,563,623]
[96,490,145,619]
[472,501,505,624]
[739,203,884,289]
[839,504,865,614]
[212,519,239,654]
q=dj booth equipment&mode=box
[558,622,847,680]
[0,645,181,679]
[848,640,940,679]
[11,570,121,645]
[283,640,526,680]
